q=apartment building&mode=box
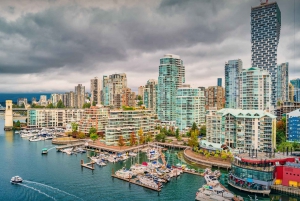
[205,86,225,110]
[143,79,157,112]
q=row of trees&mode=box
[193,147,233,161]
[118,128,154,148]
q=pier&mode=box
[271,185,300,196]
[56,142,85,151]
[81,159,95,170]
[85,143,149,154]
[111,174,161,192]
[154,142,189,149]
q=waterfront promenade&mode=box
[183,148,231,169]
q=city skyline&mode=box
[0,0,299,93]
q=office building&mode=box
[291,79,300,102]
[144,79,158,112]
[239,67,271,111]
[75,84,85,108]
[206,108,276,151]
[205,86,225,110]
[277,62,289,102]
[176,86,205,131]
[225,59,243,109]
[251,1,281,109]
[157,54,185,122]
[105,109,157,146]
[286,109,300,142]
[90,77,101,106]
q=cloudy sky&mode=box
[0,0,299,93]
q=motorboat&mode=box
[137,175,161,189]
[195,185,234,201]
[45,135,54,140]
[62,148,73,155]
[41,148,48,154]
[128,152,137,157]
[10,176,23,184]
[115,168,133,179]
[29,136,43,142]
[14,131,20,134]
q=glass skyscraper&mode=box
[217,78,222,87]
[225,59,243,109]
[157,54,185,122]
[251,2,281,110]
[291,79,300,102]
[277,62,289,102]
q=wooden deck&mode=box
[154,142,189,149]
[271,184,300,196]
[81,159,95,170]
[111,174,161,192]
[56,142,85,151]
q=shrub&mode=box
[77,132,86,139]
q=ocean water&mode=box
[0,118,298,201]
[0,93,52,105]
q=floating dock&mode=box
[111,174,161,192]
[271,184,300,196]
[182,170,203,176]
[81,159,95,170]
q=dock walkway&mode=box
[86,143,149,154]
[56,142,85,151]
[111,174,161,192]
[271,184,300,196]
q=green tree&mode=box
[83,103,91,108]
[175,128,180,139]
[276,118,287,146]
[137,95,142,100]
[56,100,65,108]
[200,125,206,136]
[90,133,99,143]
[46,103,54,108]
[138,101,143,106]
[191,122,198,131]
[129,132,137,146]
[188,129,199,148]
[138,128,145,144]
[88,127,97,137]
[118,135,125,148]
[145,132,153,143]
[92,101,96,106]
[71,122,78,132]
[77,132,86,139]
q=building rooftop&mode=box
[216,108,276,119]
[288,109,300,117]
[236,152,295,163]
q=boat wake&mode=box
[23,180,83,200]
[17,183,57,201]
[47,147,56,151]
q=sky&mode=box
[0,0,299,93]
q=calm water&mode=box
[0,118,298,201]
[0,93,51,105]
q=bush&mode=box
[214,154,219,158]
[221,154,227,160]
[77,132,86,139]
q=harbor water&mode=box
[0,118,298,201]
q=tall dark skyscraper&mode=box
[217,78,222,87]
[251,1,281,109]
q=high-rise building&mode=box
[69,91,75,108]
[157,54,185,122]
[275,101,300,121]
[289,83,295,102]
[176,86,205,131]
[121,88,136,107]
[63,93,69,107]
[144,79,158,112]
[90,77,101,106]
[206,108,276,151]
[225,59,243,109]
[102,73,127,108]
[17,98,28,107]
[39,95,48,106]
[286,109,300,142]
[239,67,271,111]
[277,62,289,102]
[205,86,225,110]
[51,94,61,106]
[138,86,145,100]
[251,1,281,109]
[75,84,85,108]
[217,78,222,87]
[291,79,300,102]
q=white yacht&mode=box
[10,176,23,184]
[128,152,137,157]
[137,175,160,189]
[29,136,43,142]
[195,185,234,201]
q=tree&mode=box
[188,129,199,148]
[138,101,143,106]
[89,127,97,137]
[90,133,99,143]
[77,132,86,139]
[71,122,78,132]
[175,128,180,139]
[118,135,125,148]
[276,118,287,146]
[92,101,96,106]
[138,128,145,144]
[145,132,153,143]
[129,132,137,146]
[191,122,198,131]
[200,125,206,136]
[56,100,65,108]
[46,103,54,108]
[137,95,142,100]
[83,103,91,108]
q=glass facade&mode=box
[291,79,300,102]
[251,2,281,109]
[231,165,273,182]
[225,59,243,109]
[157,54,185,122]
[287,109,300,142]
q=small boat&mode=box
[10,176,23,184]
[45,135,53,140]
[29,136,43,142]
[15,131,20,134]
[41,148,48,154]
[128,152,137,157]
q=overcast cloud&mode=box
[0,0,299,93]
